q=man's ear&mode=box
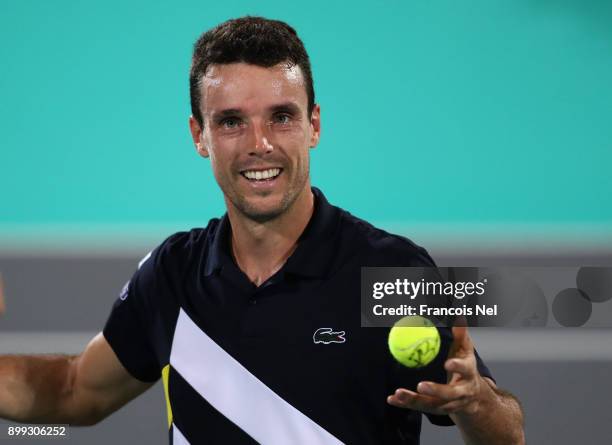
[309,104,321,148]
[189,115,209,158]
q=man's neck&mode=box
[227,186,314,286]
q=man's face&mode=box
[190,62,321,223]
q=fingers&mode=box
[387,385,477,416]
[416,380,476,403]
[450,324,474,358]
[386,388,446,416]
[445,357,477,380]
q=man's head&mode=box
[189,16,315,128]
[189,16,320,223]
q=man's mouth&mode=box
[240,168,282,182]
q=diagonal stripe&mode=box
[162,364,172,428]
[173,423,190,445]
[170,308,344,445]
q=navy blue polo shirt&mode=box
[103,187,493,445]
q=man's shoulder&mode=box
[337,208,436,267]
[162,220,219,249]
[141,218,221,269]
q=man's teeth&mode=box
[243,168,281,180]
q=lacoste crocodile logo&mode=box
[313,328,346,344]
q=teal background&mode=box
[1,1,611,246]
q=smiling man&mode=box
[188,57,320,286]
[0,17,524,445]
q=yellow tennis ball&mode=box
[388,315,441,368]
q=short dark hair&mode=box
[189,16,315,127]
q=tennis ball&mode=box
[388,316,441,368]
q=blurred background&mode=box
[1,0,611,443]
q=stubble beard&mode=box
[225,159,310,224]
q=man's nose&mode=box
[248,121,274,156]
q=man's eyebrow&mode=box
[269,102,300,114]
[210,103,301,120]
[211,108,243,120]
[210,108,242,122]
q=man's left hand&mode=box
[387,322,493,416]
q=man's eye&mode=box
[273,114,291,125]
[221,118,241,129]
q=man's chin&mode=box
[239,206,285,224]
[227,182,307,223]
[235,196,288,223]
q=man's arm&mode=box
[387,325,525,445]
[0,333,154,425]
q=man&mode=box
[0,17,524,444]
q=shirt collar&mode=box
[203,187,341,279]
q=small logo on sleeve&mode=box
[119,281,130,301]
[313,328,346,344]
